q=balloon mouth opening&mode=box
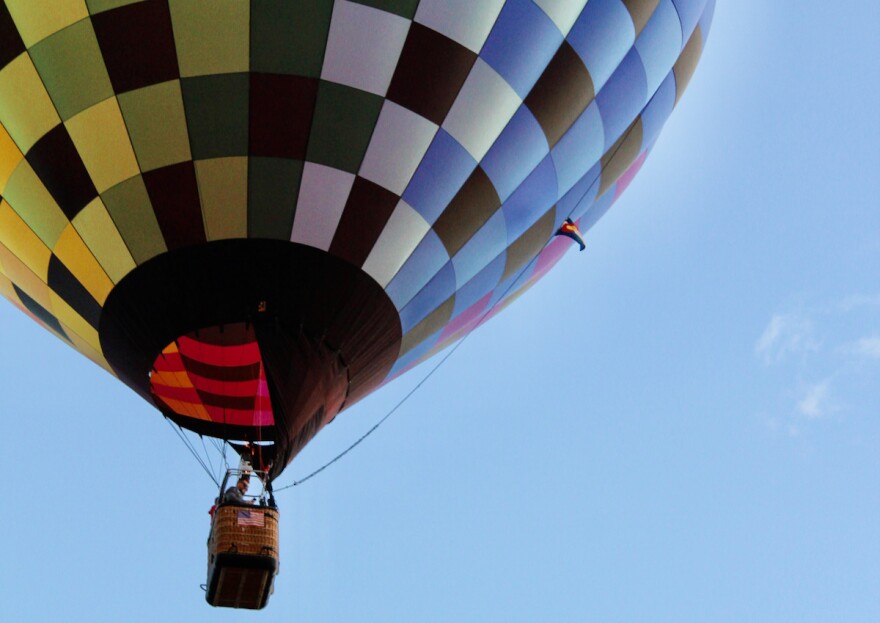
[149,322,276,430]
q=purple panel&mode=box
[639,72,676,145]
[577,181,616,230]
[385,228,448,309]
[596,49,648,150]
[480,0,563,99]
[700,0,716,35]
[550,101,604,195]
[402,129,477,224]
[566,0,634,91]
[398,261,456,332]
[501,156,558,243]
[451,211,507,289]
[671,0,708,42]
[451,252,506,318]
[480,106,548,202]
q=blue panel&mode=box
[451,211,507,288]
[671,0,708,42]
[635,0,682,95]
[501,156,558,242]
[566,0,634,92]
[578,181,616,230]
[699,0,716,37]
[451,252,506,318]
[389,329,443,377]
[550,101,604,196]
[557,160,602,225]
[398,261,456,332]
[480,106,548,202]
[385,228,449,309]
[480,0,564,99]
[596,48,648,150]
[402,129,477,225]
[639,71,676,146]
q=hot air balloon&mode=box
[0,0,714,608]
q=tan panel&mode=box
[0,200,52,279]
[54,223,115,304]
[674,26,704,104]
[195,157,248,240]
[399,296,455,357]
[49,291,102,353]
[0,242,52,310]
[599,119,644,195]
[0,123,24,193]
[3,161,68,248]
[72,197,136,283]
[502,209,556,282]
[621,0,661,37]
[5,0,89,47]
[0,54,62,152]
[169,0,250,77]
[118,80,192,171]
[65,97,140,193]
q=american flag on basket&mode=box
[237,510,264,527]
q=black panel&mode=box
[0,4,25,70]
[13,285,69,340]
[47,255,102,329]
[26,126,98,220]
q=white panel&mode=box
[290,163,355,250]
[414,0,505,53]
[362,200,430,287]
[320,0,411,96]
[359,101,438,195]
[532,0,589,36]
[442,58,521,161]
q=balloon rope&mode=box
[164,417,219,486]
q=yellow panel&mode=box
[54,223,114,304]
[0,54,62,152]
[0,242,52,310]
[0,271,22,306]
[63,322,114,375]
[169,0,250,77]
[0,123,24,193]
[195,157,248,240]
[0,201,51,279]
[72,197,136,283]
[5,0,90,47]
[3,161,68,248]
[49,291,101,353]
[65,97,140,193]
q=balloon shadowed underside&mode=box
[0,1,715,476]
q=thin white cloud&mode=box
[843,335,880,359]
[755,313,819,364]
[796,380,832,419]
[837,293,880,312]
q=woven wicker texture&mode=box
[208,506,279,558]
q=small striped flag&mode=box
[237,509,264,527]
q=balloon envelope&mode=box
[0,0,714,477]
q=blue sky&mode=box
[2,2,878,621]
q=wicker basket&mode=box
[206,505,279,609]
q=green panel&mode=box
[101,176,167,264]
[247,157,302,240]
[195,157,248,240]
[181,73,249,160]
[29,19,114,121]
[250,0,334,76]
[3,161,67,248]
[85,0,144,15]
[306,81,383,174]
[117,80,192,171]
[351,0,419,19]
[169,0,250,77]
